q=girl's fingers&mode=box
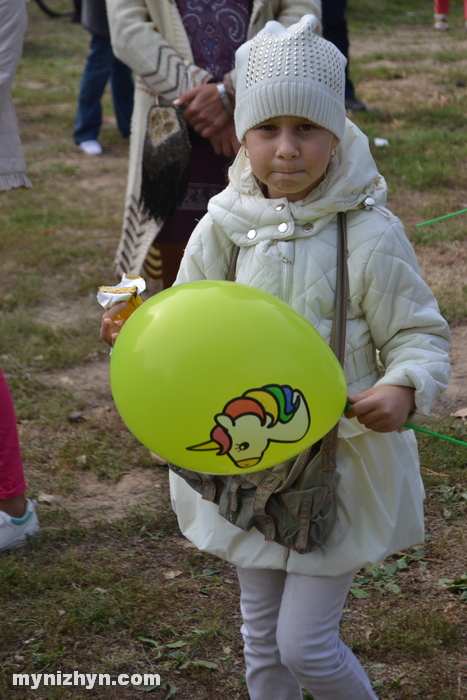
[103,301,127,320]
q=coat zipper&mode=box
[279,240,294,304]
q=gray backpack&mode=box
[169,213,348,554]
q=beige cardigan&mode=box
[0,0,32,191]
[106,0,321,277]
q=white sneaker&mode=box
[0,499,40,551]
[434,14,450,30]
[78,140,103,156]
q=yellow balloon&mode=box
[110,281,347,475]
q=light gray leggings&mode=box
[237,567,379,700]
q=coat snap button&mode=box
[363,196,375,210]
[275,203,285,211]
[303,222,314,232]
[247,229,257,239]
[278,223,288,233]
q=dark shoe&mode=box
[345,97,367,112]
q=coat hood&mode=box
[208,119,387,242]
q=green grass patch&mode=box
[0,312,103,370]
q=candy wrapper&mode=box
[97,274,146,320]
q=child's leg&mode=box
[434,0,449,14]
[0,369,27,510]
[276,570,378,700]
[236,567,302,700]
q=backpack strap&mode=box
[227,244,240,282]
[321,211,348,469]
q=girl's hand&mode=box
[345,385,416,433]
[100,302,128,347]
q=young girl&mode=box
[102,15,451,700]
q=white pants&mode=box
[237,567,379,700]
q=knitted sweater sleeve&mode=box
[106,0,213,100]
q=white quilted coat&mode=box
[169,119,451,576]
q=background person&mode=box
[322,0,367,111]
[0,0,40,550]
[106,0,321,289]
[0,0,32,191]
[433,0,467,29]
[73,0,134,156]
[0,369,39,551]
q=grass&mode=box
[1,3,467,699]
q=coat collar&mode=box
[207,119,388,246]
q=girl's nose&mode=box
[276,133,299,158]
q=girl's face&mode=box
[243,116,338,202]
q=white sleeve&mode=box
[361,222,451,417]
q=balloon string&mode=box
[416,208,467,227]
[343,402,467,447]
[404,423,467,447]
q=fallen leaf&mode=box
[451,407,467,420]
[38,492,56,505]
[163,570,183,580]
[443,603,457,623]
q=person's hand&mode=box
[100,302,128,347]
[209,121,241,157]
[175,83,233,138]
[345,385,416,433]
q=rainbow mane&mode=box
[187,384,306,460]
[210,425,231,455]
[244,385,299,426]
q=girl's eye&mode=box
[259,124,276,131]
[299,123,314,132]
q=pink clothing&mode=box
[0,369,27,499]
[434,0,467,18]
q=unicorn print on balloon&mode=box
[188,384,311,469]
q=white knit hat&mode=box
[234,15,347,143]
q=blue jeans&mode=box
[73,33,134,144]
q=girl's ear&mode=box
[332,136,340,150]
